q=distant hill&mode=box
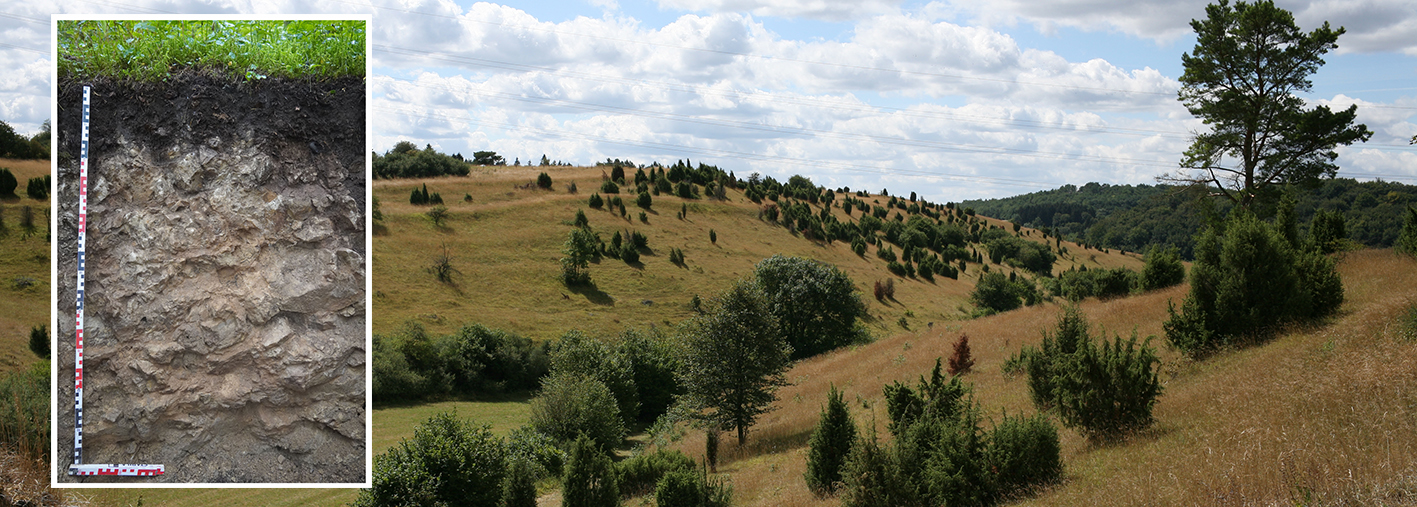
[962,178,1417,259]
[370,164,1149,341]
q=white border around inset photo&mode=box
[49,13,374,489]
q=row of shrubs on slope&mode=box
[964,179,1417,259]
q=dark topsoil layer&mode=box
[57,74,366,236]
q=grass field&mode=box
[657,249,1417,506]
[372,395,532,453]
[371,165,1145,340]
[0,158,50,372]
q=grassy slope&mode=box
[665,249,1417,507]
[0,158,51,371]
[372,165,1144,340]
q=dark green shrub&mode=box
[620,240,640,263]
[551,331,639,424]
[676,181,692,199]
[372,333,430,402]
[617,328,681,423]
[25,176,46,200]
[589,193,604,208]
[0,169,16,196]
[851,237,867,256]
[753,255,867,359]
[985,413,1062,498]
[805,384,857,496]
[886,261,907,277]
[877,246,897,262]
[655,468,732,507]
[504,457,539,507]
[617,448,696,498]
[709,229,716,244]
[562,434,619,507]
[1396,206,1417,258]
[27,325,47,359]
[562,228,599,286]
[530,374,625,450]
[1141,245,1185,291]
[839,431,918,507]
[575,209,589,228]
[1164,209,1344,354]
[601,180,620,194]
[506,425,567,479]
[610,165,625,183]
[1015,307,1161,442]
[538,172,553,189]
[971,272,1022,314]
[355,412,507,507]
[1309,209,1346,254]
[637,191,652,209]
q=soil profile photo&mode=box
[53,18,369,484]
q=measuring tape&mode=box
[69,85,165,478]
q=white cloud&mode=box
[654,0,903,22]
[943,0,1417,54]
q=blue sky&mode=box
[3,0,1415,201]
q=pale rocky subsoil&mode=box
[55,76,367,483]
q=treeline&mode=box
[372,141,471,179]
[964,179,1417,259]
[0,120,49,160]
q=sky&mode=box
[3,0,1415,202]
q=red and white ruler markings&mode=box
[69,85,165,477]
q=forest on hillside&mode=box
[963,179,1417,259]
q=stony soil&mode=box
[55,74,366,483]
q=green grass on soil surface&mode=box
[58,20,365,81]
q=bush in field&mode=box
[805,384,856,496]
[1141,245,1185,291]
[1165,208,1344,355]
[947,334,974,375]
[1309,209,1346,254]
[985,413,1062,497]
[553,330,640,424]
[538,172,553,189]
[1012,306,1161,442]
[1397,205,1417,258]
[504,457,539,507]
[753,255,867,359]
[0,169,16,197]
[655,467,733,507]
[637,191,652,209]
[971,272,1028,314]
[355,411,506,507]
[506,425,567,479]
[530,374,625,451]
[617,448,696,498]
[589,193,604,209]
[847,359,1061,506]
[617,328,682,423]
[561,227,599,286]
[600,180,620,194]
[25,176,47,200]
[562,434,619,507]
[28,325,47,359]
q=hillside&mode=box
[0,158,51,370]
[962,179,1417,259]
[665,248,1417,506]
[371,164,1147,341]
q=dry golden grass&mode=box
[371,166,1143,339]
[0,448,66,506]
[0,158,50,188]
[652,249,1417,507]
